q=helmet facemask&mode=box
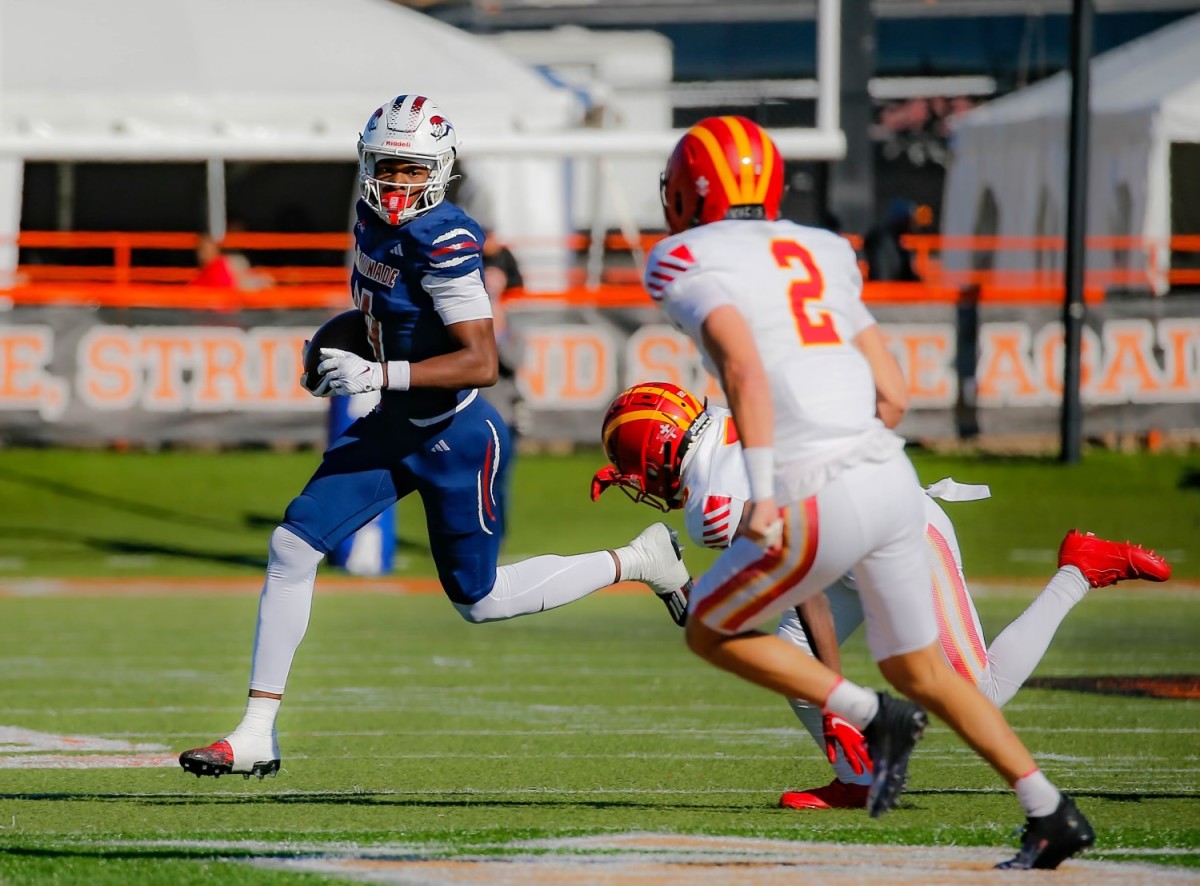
[357,95,459,226]
[360,149,454,226]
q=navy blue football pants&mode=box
[282,394,511,604]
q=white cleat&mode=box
[626,523,692,626]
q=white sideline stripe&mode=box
[0,753,177,769]
[89,835,1200,859]
[0,725,169,753]
[239,834,1199,885]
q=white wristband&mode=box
[743,446,775,501]
[385,360,411,392]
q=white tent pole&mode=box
[585,156,607,290]
[206,157,226,239]
[818,0,841,136]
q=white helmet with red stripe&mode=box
[358,94,458,225]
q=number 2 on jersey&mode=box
[770,239,841,346]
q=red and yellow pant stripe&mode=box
[927,524,988,684]
[692,497,820,633]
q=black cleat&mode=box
[997,794,1096,870]
[179,740,280,781]
[660,528,691,627]
[862,691,927,818]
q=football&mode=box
[302,310,374,393]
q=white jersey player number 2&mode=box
[771,239,843,347]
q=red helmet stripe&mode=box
[718,117,757,202]
[688,122,742,209]
[752,128,778,204]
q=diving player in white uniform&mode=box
[593,382,1171,810]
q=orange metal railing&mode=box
[2,230,1196,310]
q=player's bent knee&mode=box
[267,525,324,571]
[280,496,333,554]
[685,618,722,659]
[451,597,504,624]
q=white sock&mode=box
[247,526,324,694]
[1014,769,1061,818]
[226,696,281,761]
[982,567,1089,706]
[229,696,280,741]
[823,679,880,731]
[454,552,617,623]
[612,543,645,582]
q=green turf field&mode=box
[0,590,1197,883]
[0,447,1197,883]
[0,447,1196,579]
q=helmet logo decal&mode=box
[365,108,383,133]
[429,115,454,140]
[695,175,710,197]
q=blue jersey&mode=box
[349,199,488,420]
[285,199,508,602]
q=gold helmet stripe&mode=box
[625,385,701,418]
[689,124,743,208]
[602,409,692,449]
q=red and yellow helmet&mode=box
[591,382,705,512]
[660,115,784,235]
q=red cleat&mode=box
[780,779,869,810]
[179,739,280,780]
[1058,530,1172,588]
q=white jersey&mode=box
[679,406,750,550]
[678,424,993,685]
[645,219,903,503]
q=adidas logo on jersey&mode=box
[390,243,405,256]
[429,439,451,453]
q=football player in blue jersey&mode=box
[179,95,691,780]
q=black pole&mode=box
[829,0,875,237]
[1060,0,1093,463]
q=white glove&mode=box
[316,348,384,396]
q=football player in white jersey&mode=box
[593,381,1172,811]
[641,115,1095,869]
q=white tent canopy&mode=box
[0,0,583,287]
[0,0,847,290]
[942,12,1200,293]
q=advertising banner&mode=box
[0,297,1196,446]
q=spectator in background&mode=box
[223,221,274,291]
[191,230,273,291]
[864,199,921,282]
[191,234,238,288]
